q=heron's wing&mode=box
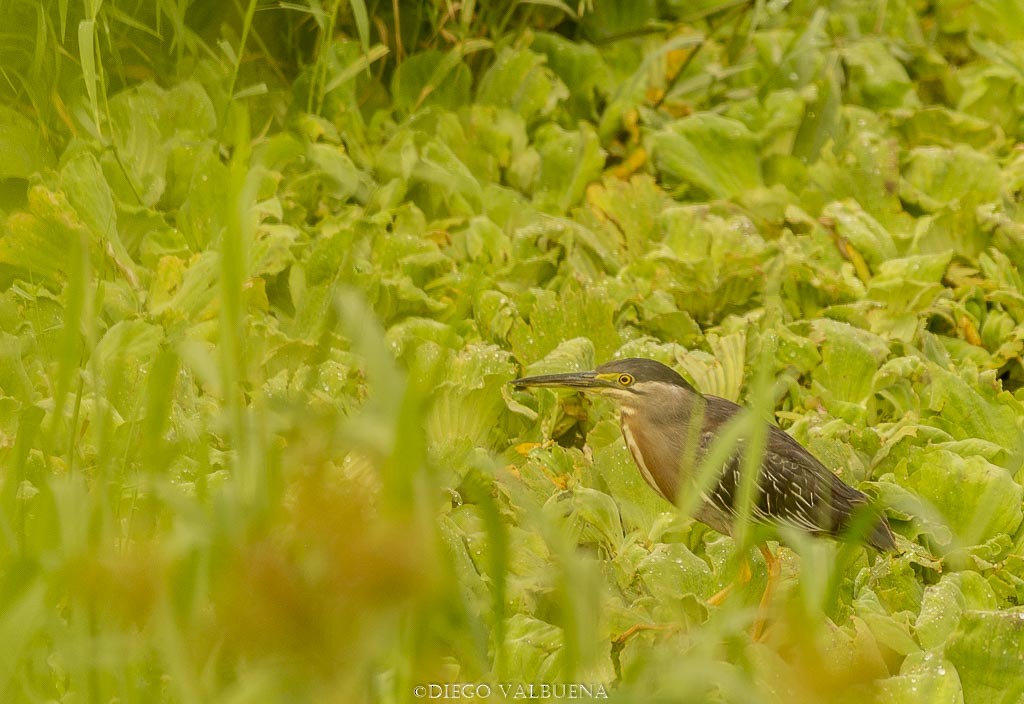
[697,397,871,537]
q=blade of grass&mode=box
[220,0,259,135]
[221,101,257,509]
[411,39,492,112]
[322,43,389,94]
[348,0,370,53]
[78,19,101,138]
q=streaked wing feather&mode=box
[697,420,869,537]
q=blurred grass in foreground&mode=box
[2,0,1024,702]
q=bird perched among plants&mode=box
[512,357,895,624]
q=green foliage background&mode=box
[2,0,1024,702]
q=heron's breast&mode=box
[619,412,681,502]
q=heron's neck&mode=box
[619,387,706,502]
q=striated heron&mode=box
[512,358,895,626]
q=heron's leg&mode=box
[750,543,780,639]
[706,553,752,606]
[757,543,780,608]
[612,622,678,647]
[610,621,681,681]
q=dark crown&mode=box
[595,358,697,391]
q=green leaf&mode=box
[473,289,517,345]
[531,123,605,214]
[477,48,569,126]
[509,285,620,363]
[531,32,610,120]
[853,587,921,656]
[416,137,484,216]
[924,365,1024,465]
[250,224,298,278]
[806,121,905,230]
[391,50,473,114]
[504,614,564,682]
[910,209,991,258]
[809,319,889,411]
[877,651,964,704]
[148,251,219,320]
[905,449,1023,549]
[632,290,702,344]
[584,175,665,257]
[679,330,746,401]
[91,320,164,421]
[915,571,997,650]
[580,0,657,39]
[0,186,89,287]
[901,146,1002,212]
[775,324,822,374]
[792,51,842,162]
[647,205,770,323]
[0,105,54,179]
[841,39,917,109]
[543,487,624,551]
[518,336,595,378]
[956,63,1024,137]
[450,216,513,265]
[105,84,169,206]
[637,542,714,603]
[460,105,529,177]
[873,252,951,284]
[892,106,1003,150]
[821,199,898,268]
[946,609,1024,704]
[648,114,762,199]
[0,332,33,402]
[423,344,517,460]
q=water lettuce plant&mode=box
[0,1,1023,702]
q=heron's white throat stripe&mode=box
[621,420,667,500]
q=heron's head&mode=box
[512,358,698,409]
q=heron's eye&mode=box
[618,374,634,386]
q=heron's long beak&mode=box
[511,370,605,390]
